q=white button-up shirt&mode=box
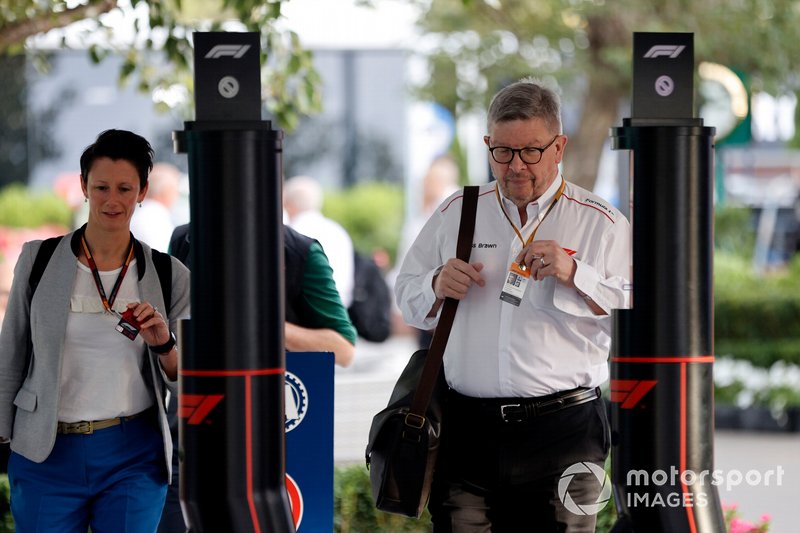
[395,177,632,398]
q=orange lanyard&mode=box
[495,179,566,248]
[80,234,135,313]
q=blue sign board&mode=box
[285,351,335,531]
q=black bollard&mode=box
[174,32,295,533]
[609,33,726,532]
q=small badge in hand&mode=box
[116,308,141,341]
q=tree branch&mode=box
[0,0,119,52]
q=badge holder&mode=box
[500,261,531,307]
[115,308,141,340]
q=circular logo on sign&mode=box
[285,473,304,528]
[284,371,308,433]
[557,462,612,516]
[218,76,240,99]
[655,75,675,97]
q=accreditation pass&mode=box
[500,261,531,306]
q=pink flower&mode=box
[730,517,755,533]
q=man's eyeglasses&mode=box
[488,135,559,165]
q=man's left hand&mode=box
[516,240,577,285]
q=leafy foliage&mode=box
[0,474,11,533]
[0,0,322,130]
[323,181,405,264]
[714,204,800,368]
[0,184,72,228]
[414,0,800,190]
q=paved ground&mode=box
[714,430,799,532]
[334,334,799,531]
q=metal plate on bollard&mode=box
[193,32,261,121]
[632,32,694,119]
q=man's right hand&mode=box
[433,258,485,301]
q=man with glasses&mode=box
[395,78,631,532]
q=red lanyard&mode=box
[495,178,566,248]
[80,234,135,313]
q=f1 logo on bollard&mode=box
[610,380,657,409]
[205,44,252,59]
[643,45,686,59]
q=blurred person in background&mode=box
[0,129,190,532]
[130,162,182,251]
[283,175,355,308]
[394,154,460,348]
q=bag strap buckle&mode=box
[404,412,426,429]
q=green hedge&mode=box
[713,207,800,368]
[322,182,404,263]
[0,184,72,228]
[715,338,800,368]
[0,475,11,533]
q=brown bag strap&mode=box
[408,185,479,419]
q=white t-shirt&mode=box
[58,259,153,422]
[395,177,632,398]
[130,199,175,252]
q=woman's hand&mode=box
[127,301,178,379]
[126,301,170,347]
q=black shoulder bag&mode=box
[365,185,479,518]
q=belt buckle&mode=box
[61,421,93,434]
[500,403,524,423]
[76,421,93,434]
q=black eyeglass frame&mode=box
[487,135,560,165]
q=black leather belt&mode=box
[449,387,600,423]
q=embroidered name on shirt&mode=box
[583,198,615,218]
[473,242,498,249]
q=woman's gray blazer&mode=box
[0,228,190,478]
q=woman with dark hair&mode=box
[0,129,190,532]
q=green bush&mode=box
[0,474,11,533]
[714,252,800,366]
[322,182,404,264]
[714,206,755,259]
[0,184,72,228]
[716,337,800,368]
[713,205,800,367]
[334,465,432,533]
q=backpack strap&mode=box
[151,248,173,313]
[29,236,63,296]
